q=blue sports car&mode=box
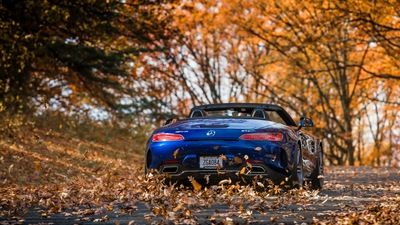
[145,103,324,189]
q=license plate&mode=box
[200,156,223,169]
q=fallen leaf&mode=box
[188,176,202,191]
[220,154,227,161]
[8,164,14,173]
[219,178,231,185]
[234,156,242,164]
[173,148,179,159]
[153,207,160,215]
[145,217,152,223]
[204,174,210,184]
[186,209,191,218]
[246,162,252,168]
[35,161,42,170]
[173,203,184,212]
[257,182,265,188]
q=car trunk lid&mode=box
[164,118,284,141]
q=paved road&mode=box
[1,166,399,225]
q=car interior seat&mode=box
[251,108,270,120]
[190,109,206,118]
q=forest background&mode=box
[1,0,399,171]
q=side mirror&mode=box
[164,118,179,126]
[297,116,313,131]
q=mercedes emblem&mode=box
[206,130,216,137]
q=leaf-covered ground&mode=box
[1,166,399,225]
[1,127,399,224]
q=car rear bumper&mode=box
[159,163,290,185]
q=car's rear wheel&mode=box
[290,143,303,189]
[144,150,152,176]
[311,150,324,189]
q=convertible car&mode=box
[145,103,324,189]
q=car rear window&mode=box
[200,108,286,124]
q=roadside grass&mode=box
[0,112,145,188]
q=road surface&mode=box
[1,166,399,225]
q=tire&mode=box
[311,150,324,189]
[290,143,303,189]
[145,150,151,176]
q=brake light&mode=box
[239,133,283,141]
[152,133,184,142]
[163,159,180,163]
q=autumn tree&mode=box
[132,0,398,166]
[223,0,400,165]
[336,0,400,80]
[0,0,176,118]
[135,0,271,116]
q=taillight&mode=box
[239,133,283,141]
[163,159,180,163]
[152,133,184,142]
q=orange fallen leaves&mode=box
[0,166,399,225]
[220,154,227,161]
[34,161,42,171]
[173,148,179,159]
[234,156,242,164]
[239,167,246,175]
[185,209,191,218]
[188,176,202,191]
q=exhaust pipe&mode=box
[250,166,266,174]
[161,166,179,174]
